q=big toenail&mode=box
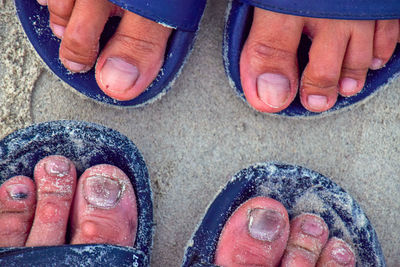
[257,73,290,108]
[84,176,121,208]
[63,59,88,73]
[50,23,65,38]
[340,78,358,94]
[370,58,383,70]
[331,241,353,265]
[301,216,325,237]
[37,0,47,5]
[248,208,285,242]
[6,184,29,200]
[100,57,139,93]
[45,158,70,177]
[307,95,328,110]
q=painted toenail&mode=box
[301,216,325,237]
[248,208,285,242]
[257,73,290,108]
[6,184,29,200]
[340,78,358,94]
[100,57,139,93]
[37,0,47,5]
[331,241,353,265]
[84,176,121,208]
[370,58,383,70]
[307,95,328,110]
[50,23,65,38]
[45,158,70,177]
[63,59,88,73]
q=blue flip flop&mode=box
[14,0,206,107]
[182,162,385,266]
[223,0,400,117]
[0,120,153,266]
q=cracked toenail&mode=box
[50,23,65,38]
[257,73,290,108]
[307,95,328,110]
[63,59,88,73]
[37,0,47,5]
[45,158,70,177]
[340,78,358,94]
[301,216,325,237]
[100,57,139,93]
[370,58,383,70]
[7,184,29,200]
[331,242,353,265]
[248,208,285,242]
[84,176,121,208]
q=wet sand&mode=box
[1,0,400,266]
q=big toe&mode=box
[215,197,290,267]
[95,11,171,101]
[70,164,137,246]
[0,176,36,247]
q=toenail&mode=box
[100,57,139,93]
[256,73,290,108]
[45,158,70,177]
[84,176,121,208]
[248,208,285,242]
[370,58,383,70]
[331,242,353,265]
[300,216,325,237]
[307,95,328,110]
[50,23,65,38]
[37,0,47,5]
[340,78,358,94]
[63,59,89,73]
[6,184,29,200]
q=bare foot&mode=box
[215,197,355,266]
[36,0,172,101]
[240,9,400,113]
[0,155,137,248]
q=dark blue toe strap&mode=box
[240,0,400,19]
[0,244,148,267]
[109,0,207,31]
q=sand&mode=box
[1,0,400,266]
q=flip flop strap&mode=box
[0,244,148,266]
[108,0,206,32]
[240,0,400,19]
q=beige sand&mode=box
[1,0,400,266]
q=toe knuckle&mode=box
[48,0,73,20]
[304,68,338,88]
[112,33,164,57]
[247,41,296,63]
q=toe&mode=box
[281,213,329,266]
[214,197,290,267]
[25,156,77,246]
[0,176,36,247]
[95,10,172,101]
[371,20,399,70]
[37,0,47,6]
[316,238,355,267]
[59,0,113,73]
[47,0,75,38]
[70,164,137,246]
[240,8,303,112]
[300,21,349,112]
[339,21,374,96]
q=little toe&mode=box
[371,20,399,70]
[47,0,75,38]
[70,164,137,246]
[339,21,374,97]
[316,238,355,267]
[281,213,329,266]
[95,10,172,101]
[240,8,303,112]
[25,155,77,246]
[0,176,36,247]
[59,0,113,73]
[214,197,289,267]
